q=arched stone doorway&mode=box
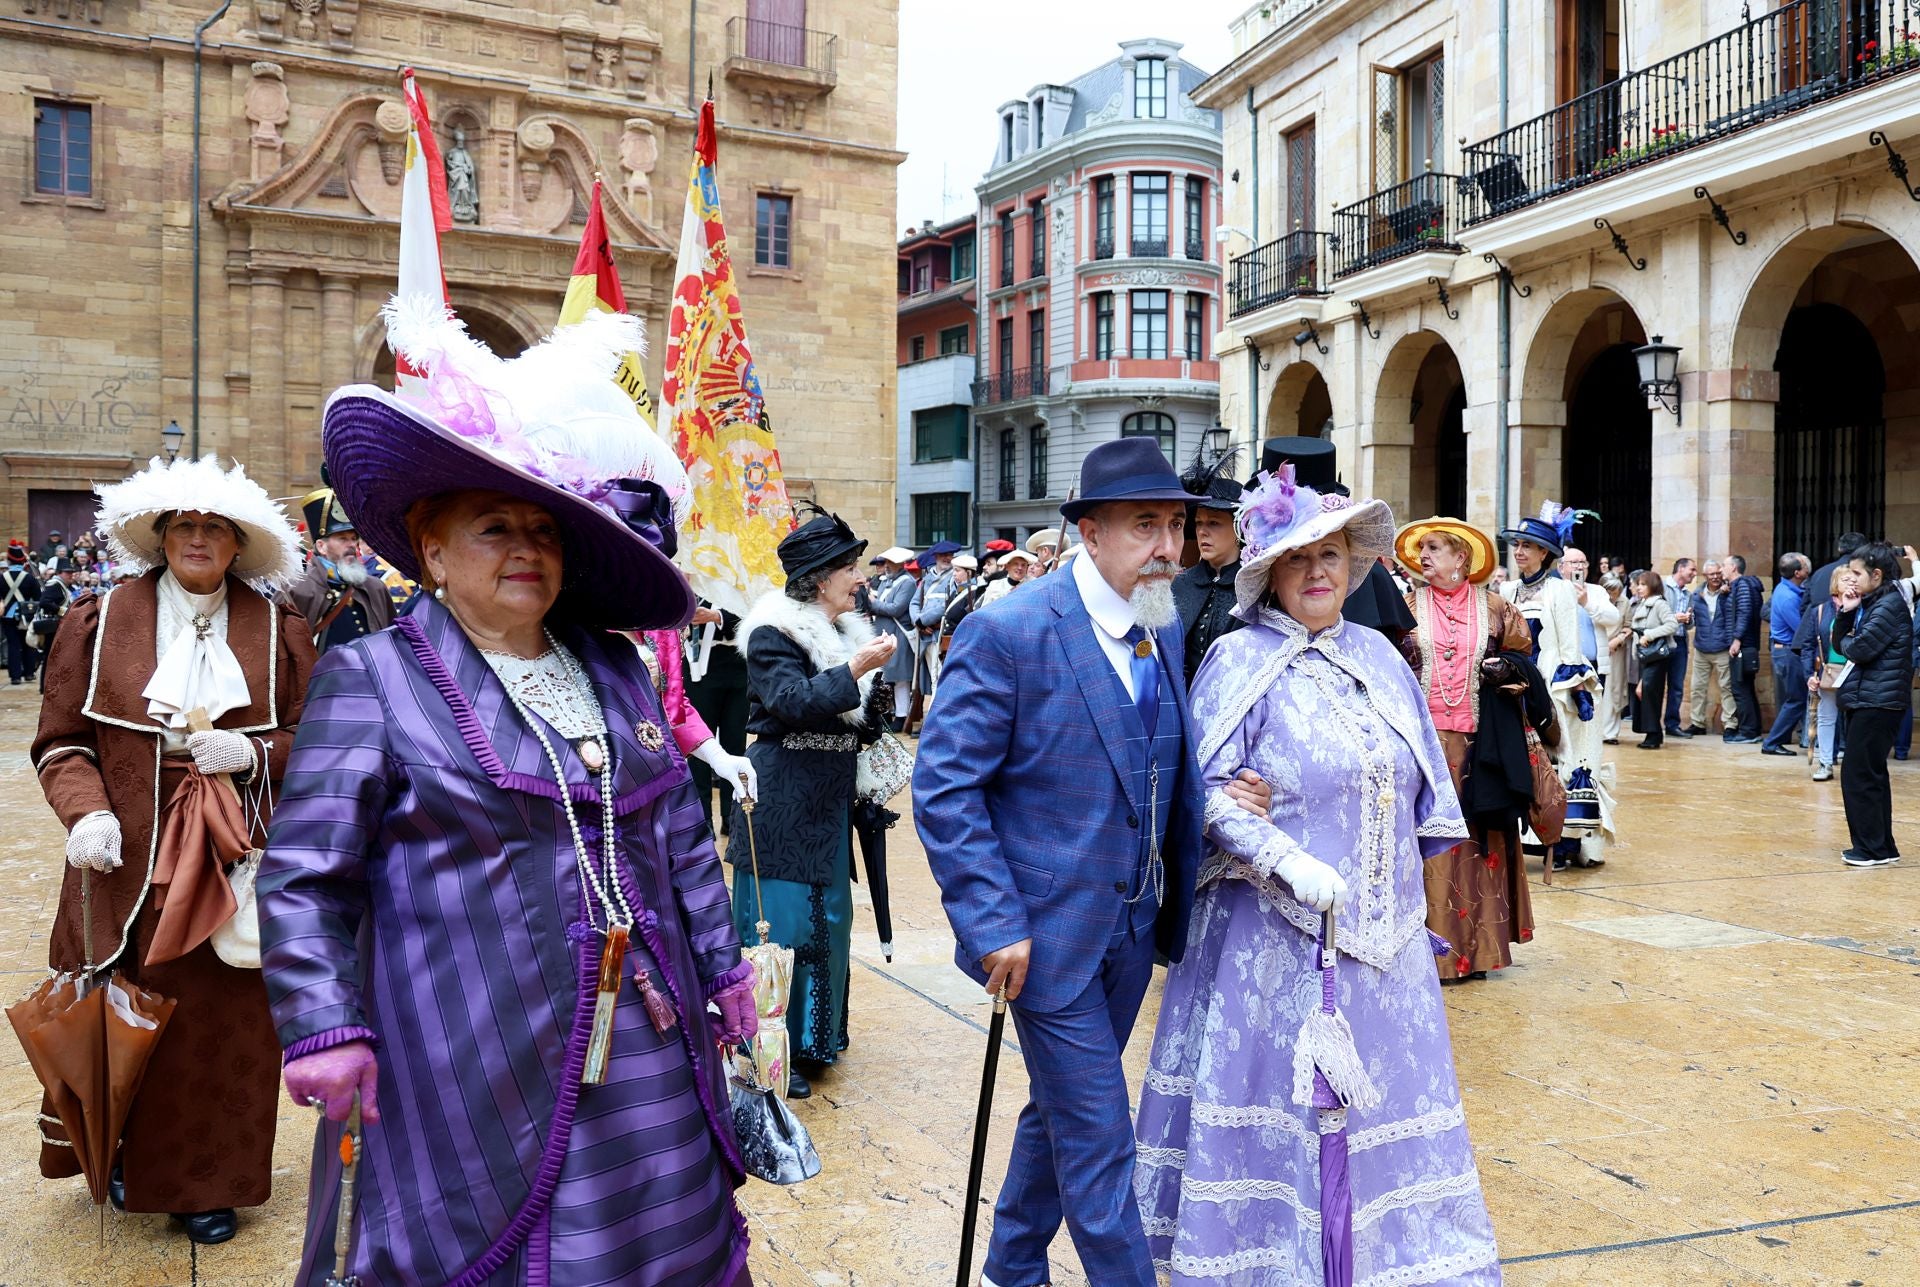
[1373,330,1466,524]
[1266,360,1333,439]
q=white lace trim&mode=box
[1349,1102,1467,1152]
[1143,1066,1196,1097]
[1177,1175,1318,1226]
[1362,1244,1501,1287]
[1161,1245,1296,1276]
[1354,1170,1485,1230]
[1155,1242,1499,1285]
[1415,814,1469,839]
[1189,1098,1316,1141]
[1134,1144,1186,1170]
[481,645,606,741]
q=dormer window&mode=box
[1002,112,1015,161]
[1031,96,1046,148]
[1134,58,1167,119]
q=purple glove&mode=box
[283,1039,381,1124]
[710,971,760,1045]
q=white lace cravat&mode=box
[481,645,607,742]
[143,572,249,749]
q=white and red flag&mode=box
[394,66,451,399]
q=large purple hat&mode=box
[322,297,694,632]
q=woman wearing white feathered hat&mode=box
[31,454,313,1245]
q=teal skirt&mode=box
[732,822,852,1065]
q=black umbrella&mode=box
[851,800,896,962]
[955,987,1009,1287]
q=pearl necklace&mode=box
[491,631,631,936]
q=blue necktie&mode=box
[1125,625,1160,737]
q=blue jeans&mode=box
[1763,646,1808,750]
[1665,636,1689,730]
[1816,688,1841,767]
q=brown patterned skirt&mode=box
[1424,730,1535,978]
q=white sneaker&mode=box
[1842,851,1900,868]
[1812,764,1833,782]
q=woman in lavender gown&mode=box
[259,298,759,1285]
[1133,467,1501,1285]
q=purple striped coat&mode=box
[259,600,749,1286]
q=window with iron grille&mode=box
[939,324,970,355]
[999,211,1015,286]
[1130,174,1168,256]
[1134,58,1168,119]
[951,234,975,281]
[1029,199,1046,275]
[1028,425,1048,498]
[1093,293,1114,359]
[999,429,1017,501]
[1184,294,1206,360]
[1130,290,1169,360]
[1184,177,1207,257]
[754,193,792,267]
[913,493,971,546]
[34,100,91,197]
[1122,411,1177,457]
[1027,309,1044,373]
[1094,177,1115,258]
[914,406,971,462]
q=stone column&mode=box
[317,275,357,485]
[248,269,288,494]
[1506,401,1566,529]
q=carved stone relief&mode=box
[618,118,658,223]
[373,99,408,185]
[23,0,106,21]
[1086,93,1124,127]
[244,62,291,181]
[516,119,554,205]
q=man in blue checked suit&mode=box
[914,438,1269,1287]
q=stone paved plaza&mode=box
[0,680,1916,1285]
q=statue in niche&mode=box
[446,126,480,224]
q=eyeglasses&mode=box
[166,519,238,542]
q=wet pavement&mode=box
[1,678,1917,1285]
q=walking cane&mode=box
[955,984,1008,1287]
[324,1091,364,1286]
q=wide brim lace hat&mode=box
[323,295,695,632]
[93,454,305,593]
[1231,464,1396,616]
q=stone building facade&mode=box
[896,214,976,546]
[973,38,1223,547]
[3,0,902,547]
[1200,0,1920,577]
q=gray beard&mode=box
[1130,577,1177,631]
[333,558,369,586]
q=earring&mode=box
[433,586,446,601]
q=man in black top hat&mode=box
[1258,436,1417,646]
[284,487,394,652]
[1173,450,1244,687]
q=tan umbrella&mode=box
[6,873,177,1207]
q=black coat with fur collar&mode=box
[726,592,888,885]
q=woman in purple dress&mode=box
[1133,468,1501,1285]
[259,298,759,1285]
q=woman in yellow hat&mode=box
[1394,517,1544,982]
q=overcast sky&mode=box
[895,1,1242,231]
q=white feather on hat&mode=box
[93,455,305,592]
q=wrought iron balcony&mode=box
[971,365,1050,406]
[1229,230,1333,318]
[1185,236,1207,261]
[1093,235,1116,260]
[724,17,838,83]
[1460,0,1920,225]
[1029,250,1047,280]
[1130,236,1169,258]
[1330,172,1466,279]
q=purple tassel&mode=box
[635,966,678,1034]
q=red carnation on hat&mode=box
[5,539,25,563]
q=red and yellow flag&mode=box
[661,98,795,614]
[558,179,655,422]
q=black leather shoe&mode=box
[172,1209,238,1245]
[1761,744,1796,756]
[107,1165,125,1213]
[1668,727,1693,738]
[1724,734,1760,744]
[1685,725,1709,736]
[786,1070,812,1099]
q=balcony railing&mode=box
[1094,234,1116,260]
[1331,172,1466,278]
[1029,250,1047,279]
[1461,0,1920,225]
[1185,236,1207,261]
[1130,236,1169,258]
[725,17,838,79]
[1229,230,1333,317]
[972,365,1050,406]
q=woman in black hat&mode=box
[727,511,897,1097]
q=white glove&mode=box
[1274,851,1347,913]
[186,728,257,777]
[692,740,758,802]
[66,810,123,872]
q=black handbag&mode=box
[1635,635,1675,663]
[729,1074,821,1185]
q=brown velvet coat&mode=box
[32,568,315,1213]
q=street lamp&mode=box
[1633,336,1682,425]
[161,419,185,462]
[1206,422,1230,461]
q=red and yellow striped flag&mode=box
[558,178,655,423]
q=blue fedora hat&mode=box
[1062,437,1194,523]
[1499,515,1563,559]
